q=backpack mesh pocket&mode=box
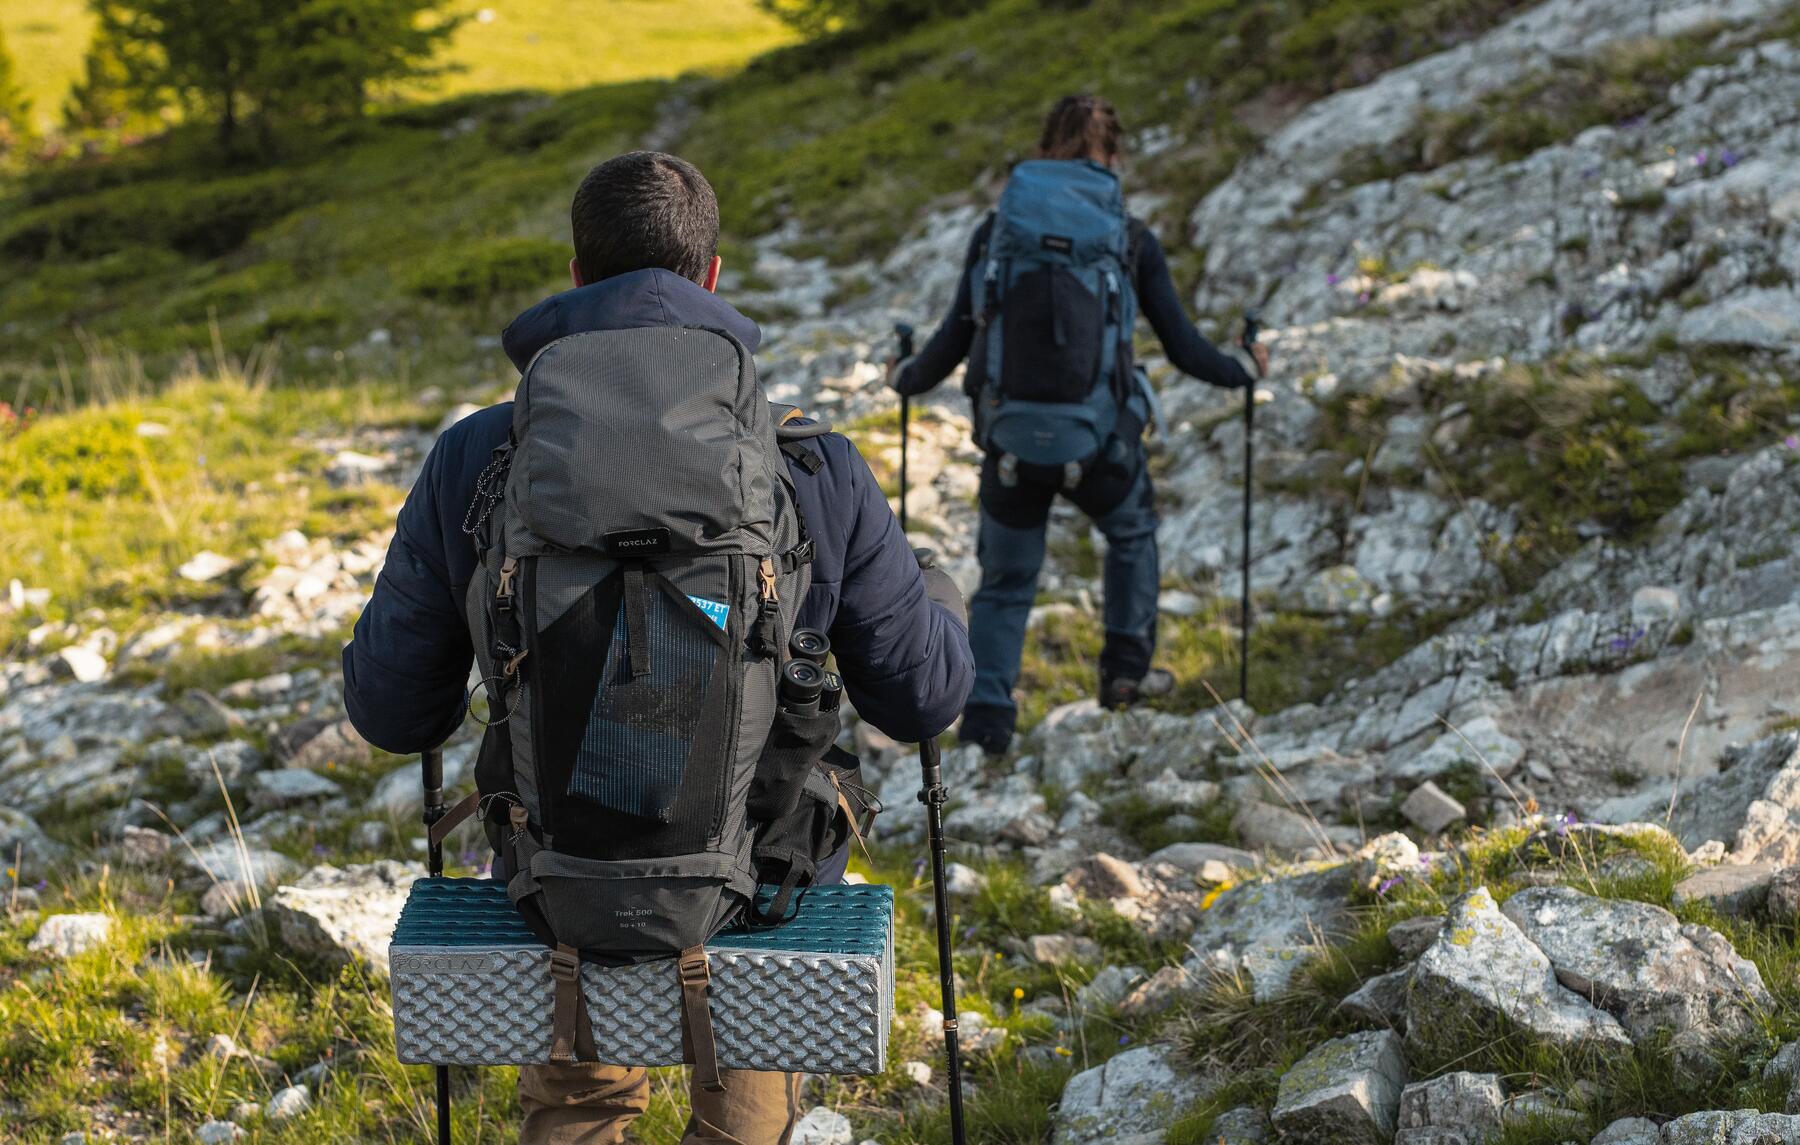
[532,568,730,828]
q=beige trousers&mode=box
[517,1062,802,1145]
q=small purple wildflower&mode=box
[1118,1034,1132,1046]
[312,843,327,856]
[35,879,48,891]
[1327,272,1341,287]
[912,857,927,878]
[1357,290,1371,306]
[1693,149,1708,167]
[962,925,977,941]
[1721,149,1739,168]
[1377,876,1402,896]
[1785,434,1798,450]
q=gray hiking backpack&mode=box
[453,324,859,1077]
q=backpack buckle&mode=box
[549,946,580,983]
[997,453,1019,488]
[677,949,711,987]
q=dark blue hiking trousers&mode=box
[966,445,1159,728]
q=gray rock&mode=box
[1232,801,1345,855]
[1272,1030,1407,1145]
[1769,866,1800,924]
[1210,1107,1271,1145]
[1407,887,1630,1063]
[1053,1045,1204,1145]
[1117,965,1198,1019]
[55,644,109,683]
[1591,1116,1658,1145]
[1145,841,1259,874]
[1075,965,1146,1012]
[792,1107,852,1145]
[1341,967,1411,1031]
[1676,286,1800,350]
[1660,1111,1758,1145]
[184,740,264,786]
[1025,934,1103,965]
[1729,1114,1800,1144]
[1396,1072,1503,1145]
[1502,886,1772,1048]
[1401,782,1466,835]
[193,1121,245,1144]
[266,860,423,976]
[1672,863,1778,916]
[265,1084,310,1121]
[118,825,173,866]
[1064,853,1148,901]
[1188,864,1355,1002]
[28,912,112,958]
[369,741,474,815]
[1501,1092,1585,1133]
[283,718,371,771]
[250,767,342,809]
[1387,915,1445,960]
[0,807,66,875]
[184,842,298,890]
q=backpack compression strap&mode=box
[678,947,725,1091]
[548,943,599,1063]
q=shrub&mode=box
[0,170,314,262]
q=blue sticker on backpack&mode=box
[687,595,730,631]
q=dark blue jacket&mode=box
[343,268,973,755]
[897,216,1254,397]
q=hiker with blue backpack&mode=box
[344,151,973,1145]
[890,94,1271,756]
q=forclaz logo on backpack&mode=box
[603,528,673,556]
[1040,234,1075,254]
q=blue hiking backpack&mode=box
[970,159,1138,480]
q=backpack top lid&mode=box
[989,159,1127,267]
[504,324,779,559]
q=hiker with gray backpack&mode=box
[890,94,1271,756]
[343,151,973,1145]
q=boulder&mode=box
[1387,916,1445,960]
[1501,887,1773,1049]
[1400,782,1466,835]
[1658,1110,1758,1145]
[1590,1117,1658,1145]
[283,718,371,771]
[1053,1045,1204,1145]
[1232,801,1347,856]
[1117,965,1198,1019]
[369,740,475,815]
[1671,863,1778,916]
[1271,1030,1407,1145]
[1210,1107,1272,1145]
[249,768,342,810]
[184,740,264,786]
[1075,965,1146,1012]
[265,1085,309,1121]
[792,1107,853,1145]
[0,807,66,875]
[1396,1072,1503,1145]
[28,913,112,958]
[1406,888,1630,1064]
[266,861,422,976]
[55,645,109,683]
[194,1122,245,1144]
[1189,864,1355,1002]
[1768,866,1800,924]
[1025,934,1103,965]
[1064,854,1148,902]
[1144,841,1259,875]
[184,842,299,890]
[1340,968,1411,1031]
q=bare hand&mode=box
[1250,343,1270,378]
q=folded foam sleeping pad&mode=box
[389,878,894,1075]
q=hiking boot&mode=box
[958,704,1015,757]
[1100,669,1174,711]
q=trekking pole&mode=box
[917,737,967,1145]
[894,323,916,535]
[1238,309,1263,706]
[420,747,451,1145]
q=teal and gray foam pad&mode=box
[389,879,894,1074]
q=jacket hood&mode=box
[500,267,762,372]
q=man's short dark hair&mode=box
[570,151,720,284]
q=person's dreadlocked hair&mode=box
[1037,94,1123,165]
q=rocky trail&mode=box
[5,0,1800,1141]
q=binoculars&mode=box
[780,628,841,717]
